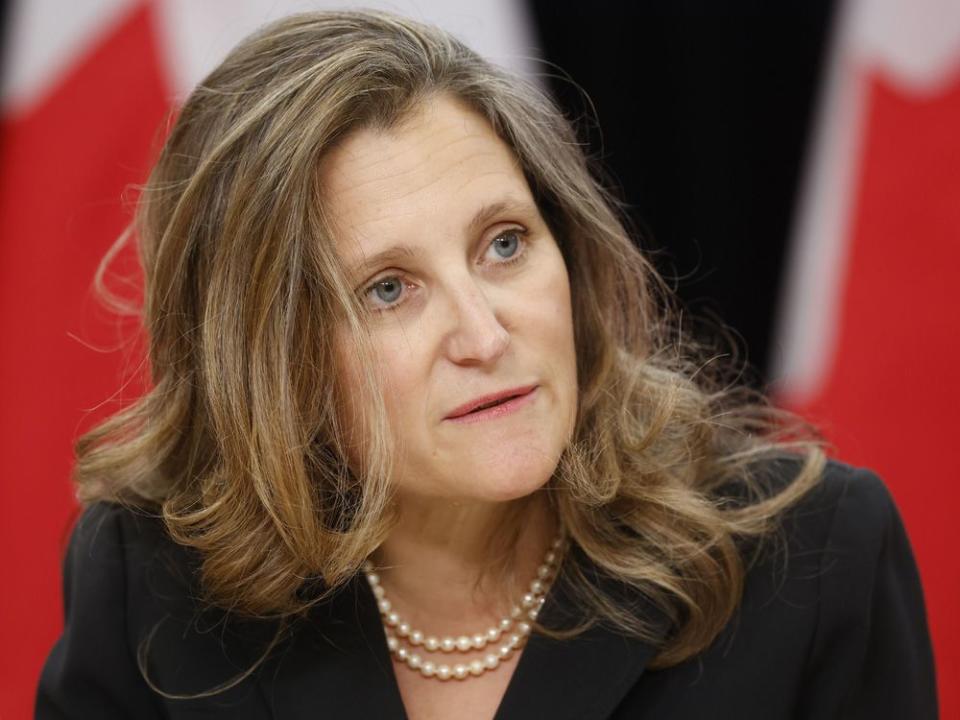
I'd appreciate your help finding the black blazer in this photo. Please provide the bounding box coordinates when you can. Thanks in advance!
[36,459,937,719]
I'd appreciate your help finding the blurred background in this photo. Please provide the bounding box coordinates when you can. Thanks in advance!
[1,1,957,717]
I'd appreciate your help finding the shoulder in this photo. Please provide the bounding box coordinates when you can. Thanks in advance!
[53,501,179,627]
[37,502,174,718]
[771,456,896,558]
[771,456,931,634]
[39,501,276,716]
[66,501,179,576]
[50,499,207,656]
[739,456,937,717]
[627,457,936,717]
[712,454,900,592]
[78,500,277,659]
[741,455,912,626]
[62,501,199,625]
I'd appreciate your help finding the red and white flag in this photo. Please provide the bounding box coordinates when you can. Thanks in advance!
[772,0,960,713]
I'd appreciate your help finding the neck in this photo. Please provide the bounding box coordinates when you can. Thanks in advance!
[370,490,556,631]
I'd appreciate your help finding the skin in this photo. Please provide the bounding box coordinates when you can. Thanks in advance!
[319,93,578,715]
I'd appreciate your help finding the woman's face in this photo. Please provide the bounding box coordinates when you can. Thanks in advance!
[322,94,578,504]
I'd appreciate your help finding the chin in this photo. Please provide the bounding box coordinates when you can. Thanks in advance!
[460,449,560,504]
[471,478,548,504]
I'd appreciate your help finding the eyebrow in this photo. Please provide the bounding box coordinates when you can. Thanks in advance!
[345,197,535,281]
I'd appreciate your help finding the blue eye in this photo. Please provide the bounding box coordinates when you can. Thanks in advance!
[363,227,529,313]
[372,277,403,304]
[491,230,521,259]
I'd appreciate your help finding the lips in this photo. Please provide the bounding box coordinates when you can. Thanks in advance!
[444,384,538,420]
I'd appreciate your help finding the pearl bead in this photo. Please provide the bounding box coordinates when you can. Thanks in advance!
[361,527,566,681]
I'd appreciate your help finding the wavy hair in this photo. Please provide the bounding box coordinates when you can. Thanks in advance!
[77,9,825,679]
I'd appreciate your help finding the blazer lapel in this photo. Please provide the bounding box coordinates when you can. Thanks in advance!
[493,549,668,720]
[255,576,408,719]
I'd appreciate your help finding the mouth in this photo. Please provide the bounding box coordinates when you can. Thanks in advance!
[444,385,538,424]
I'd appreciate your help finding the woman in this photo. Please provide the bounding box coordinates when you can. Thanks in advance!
[36,10,936,720]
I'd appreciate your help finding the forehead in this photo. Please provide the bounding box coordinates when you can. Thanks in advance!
[318,95,534,261]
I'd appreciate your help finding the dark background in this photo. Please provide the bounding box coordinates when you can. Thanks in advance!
[529,1,838,382]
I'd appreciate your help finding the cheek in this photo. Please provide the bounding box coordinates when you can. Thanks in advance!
[333,317,431,455]
[533,253,578,429]
[529,250,576,365]
[378,365,413,428]
[365,331,425,434]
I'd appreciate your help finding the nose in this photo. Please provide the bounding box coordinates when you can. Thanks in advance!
[441,277,510,365]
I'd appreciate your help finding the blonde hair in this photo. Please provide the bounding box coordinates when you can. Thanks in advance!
[78,9,825,679]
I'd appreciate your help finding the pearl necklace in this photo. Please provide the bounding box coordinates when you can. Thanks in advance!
[362,531,566,681]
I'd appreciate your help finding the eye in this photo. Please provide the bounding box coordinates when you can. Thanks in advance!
[490,228,525,260]
[370,277,403,304]
[361,228,530,313]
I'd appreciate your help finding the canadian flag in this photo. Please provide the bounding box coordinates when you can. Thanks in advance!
[0,2,534,716]
[772,0,960,714]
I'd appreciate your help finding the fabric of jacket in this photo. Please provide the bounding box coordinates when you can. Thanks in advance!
[35,458,938,719]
